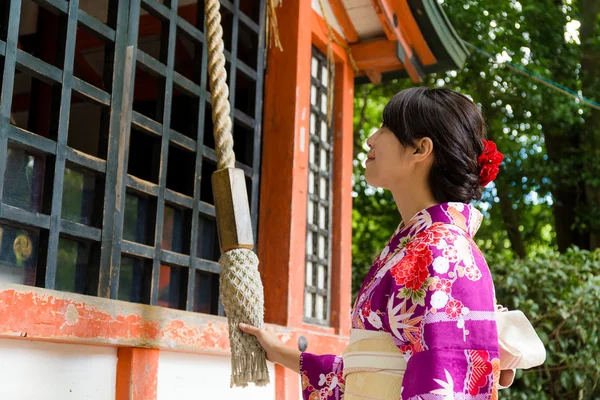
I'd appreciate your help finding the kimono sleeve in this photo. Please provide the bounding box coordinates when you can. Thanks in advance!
[300,352,345,400]
[381,229,501,399]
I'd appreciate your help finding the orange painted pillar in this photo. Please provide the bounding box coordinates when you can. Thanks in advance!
[310,10,354,338]
[259,0,312,398]
[116,348,159,400]
[330,61,355,337]
[258,0,312,330]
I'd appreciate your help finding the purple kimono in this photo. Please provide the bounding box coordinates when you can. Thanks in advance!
[300,202,500,399]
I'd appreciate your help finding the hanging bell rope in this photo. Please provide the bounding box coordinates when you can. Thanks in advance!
[266,0,283,51]
[205,0,269,388]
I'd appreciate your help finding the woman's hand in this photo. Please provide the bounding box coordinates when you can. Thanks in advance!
[238,323,283,363]
[239,323,301,374]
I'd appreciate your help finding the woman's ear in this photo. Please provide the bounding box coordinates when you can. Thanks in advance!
[412,137,434,161]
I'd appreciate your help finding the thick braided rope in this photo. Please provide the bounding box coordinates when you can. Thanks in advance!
[206,0,235,170]
[205,0,269,387]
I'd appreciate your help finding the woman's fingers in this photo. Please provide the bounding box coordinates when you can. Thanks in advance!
[239,322,261,336]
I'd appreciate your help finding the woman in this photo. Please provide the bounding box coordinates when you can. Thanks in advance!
[240,87,504,399]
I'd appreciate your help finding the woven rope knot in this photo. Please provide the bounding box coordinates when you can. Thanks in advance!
[219,249,269,387]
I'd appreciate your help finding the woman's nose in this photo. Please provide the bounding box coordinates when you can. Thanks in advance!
[366,135,374,149]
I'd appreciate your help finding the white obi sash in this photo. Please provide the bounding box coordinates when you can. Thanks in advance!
[342,329,407,400]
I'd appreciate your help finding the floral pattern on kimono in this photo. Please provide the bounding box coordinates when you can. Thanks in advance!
[301,202,500,400]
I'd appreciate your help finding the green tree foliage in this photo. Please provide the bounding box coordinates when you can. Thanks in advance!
[490,248,600,399]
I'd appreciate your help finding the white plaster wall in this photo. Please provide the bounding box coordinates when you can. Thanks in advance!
[0,339,117,400]
[157,352,276,400]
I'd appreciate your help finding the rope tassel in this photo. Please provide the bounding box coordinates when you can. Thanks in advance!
[205,0,269,388]
[219,250,269,387]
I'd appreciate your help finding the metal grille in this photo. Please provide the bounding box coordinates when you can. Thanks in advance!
[304,47,333,325]
[0,0,265,315]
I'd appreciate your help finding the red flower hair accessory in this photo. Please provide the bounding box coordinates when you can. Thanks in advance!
[478,139,504,186]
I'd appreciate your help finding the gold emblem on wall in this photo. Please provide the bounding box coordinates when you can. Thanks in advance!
[14,234,33,266]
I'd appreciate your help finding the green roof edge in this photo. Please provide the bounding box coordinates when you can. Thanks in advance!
[355,0,469,84]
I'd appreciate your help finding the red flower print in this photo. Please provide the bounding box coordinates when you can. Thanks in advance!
[435,279,452,294]
[337,371,345,385]
[400,331,424,355]
[414,224,457,248]
[325,372,334,384]
[445,299,463,318]
[399,344,413,354]
[405,238,429,253]
[390,250,432,291]
[361,300,371,318]
[421,226,448,245]
[467,350,493,396]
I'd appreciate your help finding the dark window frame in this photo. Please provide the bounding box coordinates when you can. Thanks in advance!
[0,0,265,315]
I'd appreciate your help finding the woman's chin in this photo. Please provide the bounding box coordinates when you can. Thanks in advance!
[364,174,378,188]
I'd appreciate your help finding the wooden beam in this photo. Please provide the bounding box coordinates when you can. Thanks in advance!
[350,39,398,71]
[327,0,360,43]
[311,10,349,64]
[370,0,422,82]
[378,62,408,73]
[0,282,351,353]
[330,61,354,336]
[259,0,312,332]
[371,0,396,41]
[116,348,159,400]
[392,0,436,65]
[365,70,382,84]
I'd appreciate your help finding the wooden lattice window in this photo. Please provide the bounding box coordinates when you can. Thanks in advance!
[0,0,265,315]
[304,47,333,325]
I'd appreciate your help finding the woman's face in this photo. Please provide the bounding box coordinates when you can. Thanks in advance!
[364,126,415,189]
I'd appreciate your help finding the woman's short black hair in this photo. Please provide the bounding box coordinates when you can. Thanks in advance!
[382,87,486,203]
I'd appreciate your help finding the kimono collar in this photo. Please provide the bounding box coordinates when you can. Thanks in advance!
[399,202,483,239]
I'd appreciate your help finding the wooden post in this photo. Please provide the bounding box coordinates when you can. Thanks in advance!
[330,60,354,336]
[258,0,312,329]
[212,168,254,251]
[116,348,159,400]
